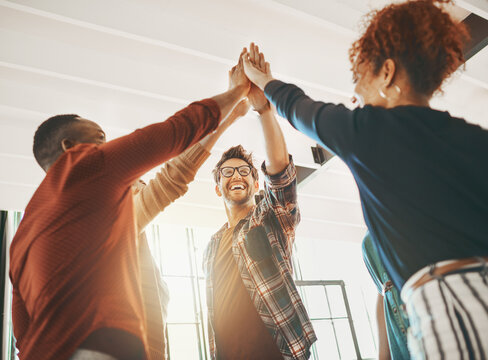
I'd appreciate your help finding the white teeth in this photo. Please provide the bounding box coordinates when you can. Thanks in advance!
[230,184,245,190]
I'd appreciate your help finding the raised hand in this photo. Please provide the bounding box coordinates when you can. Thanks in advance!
[199,97,249,151]
[229,48,251,94]
[248,84,270,114]
[231,98,251,119]
[213,98,249,136]
[243,43,274,90]
[243,46,270,114]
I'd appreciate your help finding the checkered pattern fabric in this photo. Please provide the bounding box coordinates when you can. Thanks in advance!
[203,158,316,360]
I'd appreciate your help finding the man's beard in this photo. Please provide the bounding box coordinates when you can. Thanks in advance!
[222,183,253,206]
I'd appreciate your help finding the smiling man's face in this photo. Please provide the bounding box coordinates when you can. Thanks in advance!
[215,158,259,207]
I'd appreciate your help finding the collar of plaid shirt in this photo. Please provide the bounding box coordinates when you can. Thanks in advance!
[203,159,317,360]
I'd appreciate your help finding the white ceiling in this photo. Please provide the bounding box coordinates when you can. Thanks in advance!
[1,0,487,242]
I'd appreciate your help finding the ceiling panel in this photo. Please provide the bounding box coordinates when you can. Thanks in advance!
[0,0,485,241]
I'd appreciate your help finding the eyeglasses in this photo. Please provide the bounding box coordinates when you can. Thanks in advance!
[219,165,252,178]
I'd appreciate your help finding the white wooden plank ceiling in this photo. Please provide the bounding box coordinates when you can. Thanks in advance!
[0,0,487,242]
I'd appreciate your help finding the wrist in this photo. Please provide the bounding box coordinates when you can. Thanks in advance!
[257,76,274,91]
[232,83,249,99]
[254,102,271,115]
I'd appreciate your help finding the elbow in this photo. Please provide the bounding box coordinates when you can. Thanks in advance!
[277,157,290,174]
[266,160,289,176]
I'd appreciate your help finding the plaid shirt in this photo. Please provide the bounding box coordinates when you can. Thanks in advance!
[203,157,317,360]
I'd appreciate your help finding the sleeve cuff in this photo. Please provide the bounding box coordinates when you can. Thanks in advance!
[180,143,211,168]
[264,80,285,100]
[191,98,221,126]
[261,155,296,188]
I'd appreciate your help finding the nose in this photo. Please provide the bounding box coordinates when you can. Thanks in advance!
[232,170,243,180]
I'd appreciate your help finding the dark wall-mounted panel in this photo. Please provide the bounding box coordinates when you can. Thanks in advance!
[463,13,488,60]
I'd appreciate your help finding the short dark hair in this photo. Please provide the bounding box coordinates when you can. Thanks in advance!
[212,145,259,184]
[33,114,81,170]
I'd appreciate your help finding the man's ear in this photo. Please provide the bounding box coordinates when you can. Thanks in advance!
[382,59,396,87]
[61,138,78,152]
[253,179,259,193]
[215,184,222,197]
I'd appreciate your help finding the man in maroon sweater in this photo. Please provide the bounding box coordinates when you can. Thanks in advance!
[10,61,250,360]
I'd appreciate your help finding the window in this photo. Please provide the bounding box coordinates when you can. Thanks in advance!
[293,237,378,359]
[146,224,379,359]
[3,217,378,360]
[2,211,22,360]
[297,280,362,359]
[145,224,211,359]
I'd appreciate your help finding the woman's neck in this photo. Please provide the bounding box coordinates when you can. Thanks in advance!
[387,93,430,108]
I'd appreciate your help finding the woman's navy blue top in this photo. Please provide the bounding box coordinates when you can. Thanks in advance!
[265,80,488,290]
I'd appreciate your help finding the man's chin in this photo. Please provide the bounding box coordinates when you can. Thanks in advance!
[224,193,252,206]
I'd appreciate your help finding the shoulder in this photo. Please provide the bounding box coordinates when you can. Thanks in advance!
[53,143,105,176]
[206,224,228,250]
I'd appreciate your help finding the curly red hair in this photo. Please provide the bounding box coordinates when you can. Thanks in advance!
[349,0,469,96]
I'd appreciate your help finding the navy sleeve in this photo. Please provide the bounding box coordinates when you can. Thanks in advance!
[264,80,360,160]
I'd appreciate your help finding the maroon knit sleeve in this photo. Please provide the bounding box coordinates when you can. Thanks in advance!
[12,287,29,348]
[101,99,220,186]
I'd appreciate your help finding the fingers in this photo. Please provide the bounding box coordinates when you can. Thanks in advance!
[242,53,258,73]
[242,53,252,68]
[259,53,265,71]
[249,42,256,63]
[253,45,260,66]
[238,43,273,90]
[228,66,236,85]
[242,54,252,74]
[246,43,268,72]
[238,47,246,67]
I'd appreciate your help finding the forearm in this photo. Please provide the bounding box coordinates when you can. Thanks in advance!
[376,293,392,360]
[264,80,321,141]
[103,99,220,186]
[264,80,356,158]
[261,158,299,254]
[199,129,222,152]
[134,143,209,232]
[210,85,248,123]
[254,75,275,91]
[259,109,289,175]
[199,107,242,152]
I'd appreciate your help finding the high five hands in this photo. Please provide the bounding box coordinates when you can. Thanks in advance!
[242,43,275,92]
[243,43,271,115]
[229,43,275,116]
[229,48,251,95]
